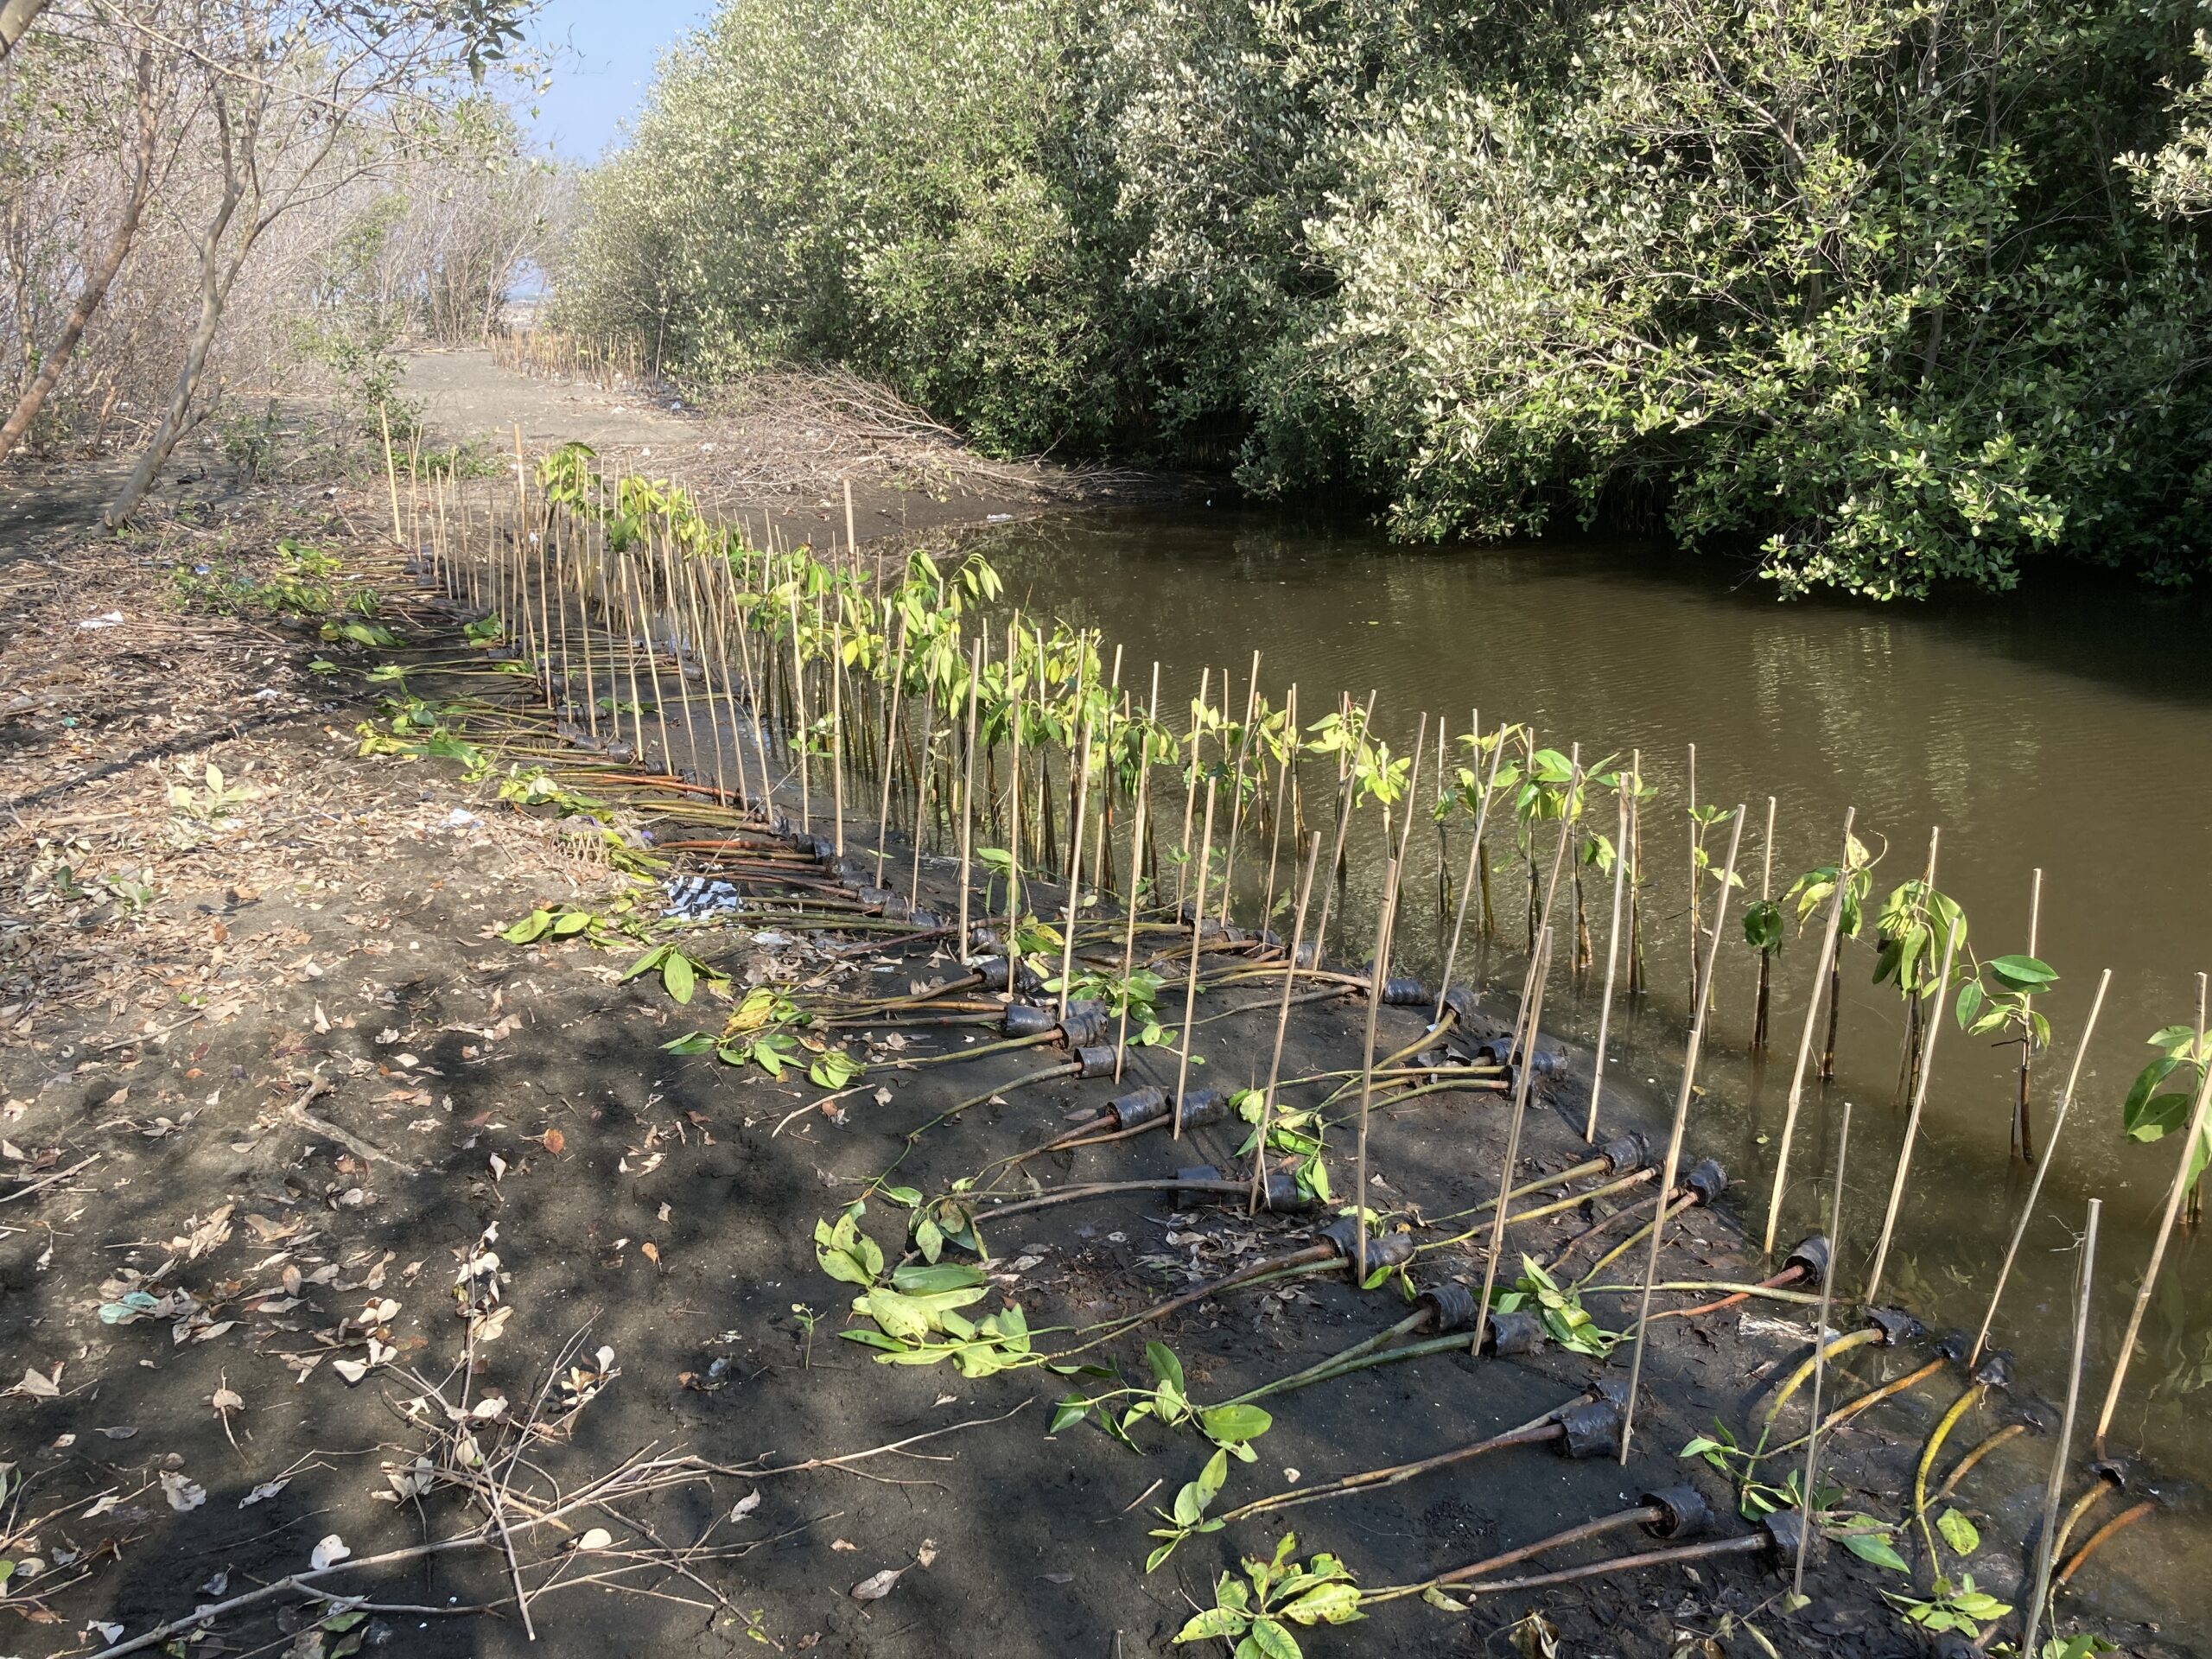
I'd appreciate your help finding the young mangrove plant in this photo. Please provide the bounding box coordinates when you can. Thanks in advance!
[1173,1534,1363,1658]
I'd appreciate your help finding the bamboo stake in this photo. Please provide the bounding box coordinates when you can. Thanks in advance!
[1308,690,1377,973]
[1172,779,1219,1139]
[1792,1100,1852,1599]
[1114,663,1162,1083]
[1057,653,1098,1021]
[1260,685,1295,934]
[1972,969,2111,1368]
[873,624,910,886]
[1251,833,1323,1215]
[1863,914,1962,1308]
[2022,1198,2100,1659]
[1217,651,1262,928]
[1351,851,1408,1280]
[1474,925,1552,1353]
[2093,986,2212,1455]
[1619,805,1745,1463]
[829,614,845,859]
[1753,796,1777,1052]
[1005,617,1024,945]
[1512,745,1579,1064]
[785,582,810,834]
[1760,807,1858,1256]
[379,404,403,544]
[1434,716,1505,1023]
[2016,868,2044,1160]
[1584,779,1632,1143]
[906,677,938,910]
[1176,668,1210,912]
[956,638,982,956]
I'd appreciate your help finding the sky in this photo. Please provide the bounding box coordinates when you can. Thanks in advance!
[521,0,710,162]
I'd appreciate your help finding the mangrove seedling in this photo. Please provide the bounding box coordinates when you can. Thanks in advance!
[1173,1534,1363,1657]
[1050,1341,1274,1458]
[2120,1018,2212,1224]
[1955,948,2058,1157]
[620,942,728,1004]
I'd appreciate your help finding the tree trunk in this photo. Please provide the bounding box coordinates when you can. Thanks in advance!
[0,0,52,60]
[0,56,157,467]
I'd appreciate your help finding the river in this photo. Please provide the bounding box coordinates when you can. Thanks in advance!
[956,503,2211,1641]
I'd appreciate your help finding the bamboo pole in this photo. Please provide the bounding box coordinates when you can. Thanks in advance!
[1251,833,1323,1215]
[1351,851,1407,1279]
[1618,804,1745,1464]
[2022,1198,2100,1659]
[1792,1100,1852,1600]
[1171,779,1219,1138]
[1753,795,1777,1052]
[2093,993,2212,1455]
[1175,668,1210,912]
[1057,653,1098,1021]
[1971,969,2110,1368]
[1217,651,1262,928]
[1760,807,1857,1256]
[1863,915,1961,1308]
[1584,780,1631,1143]
[1474,925,1552,1353]
[1114,664,1162,1082]
[956,638,982,956]
[873,624,909,887]
[2016,868,2044,1160]
[1434,717,1505,1022]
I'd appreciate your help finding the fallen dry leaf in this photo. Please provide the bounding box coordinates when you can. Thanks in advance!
[310,1534,350,1570]
[850,1567,905,1601]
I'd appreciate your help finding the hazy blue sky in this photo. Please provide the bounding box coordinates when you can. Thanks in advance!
[524,0,709,161]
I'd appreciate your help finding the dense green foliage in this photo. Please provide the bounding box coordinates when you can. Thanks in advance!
[559,0,2212,598]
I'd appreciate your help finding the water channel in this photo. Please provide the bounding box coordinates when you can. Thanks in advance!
[954,504,2211,1640]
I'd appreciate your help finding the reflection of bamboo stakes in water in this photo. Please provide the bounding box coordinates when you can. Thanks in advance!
[1972,969,2110,1368]
[873,624,909,885]
[1057,666,1098,1021]
[1474,925,1552,1353]
[1175,668,1210,912]
[1619,804,1743,1464]
[2016,868,2044,1160]
[1760,807,1857,1256]
[1217,651,1262,928]
[1308,690,1377,972]
[1793,1100,1852,1600]
[2023,1197,2100,1659]
[1584,780,1632,1143]
[1753,796,1777,1052]
[956,639,982,955]
[2093,978,2212,1457]
[1864,914,1961,1307]
[1434,717,1504,1022]
[1113,663,1161,1083]
[1251,832,1323,1215]
[1171,779,1219,1139]
[1351,848,1409,1278]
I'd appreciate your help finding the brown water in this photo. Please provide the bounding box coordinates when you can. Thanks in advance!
[963,505,2211,1637]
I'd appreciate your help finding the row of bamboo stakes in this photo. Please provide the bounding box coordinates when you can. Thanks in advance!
[374,418,2186,1636]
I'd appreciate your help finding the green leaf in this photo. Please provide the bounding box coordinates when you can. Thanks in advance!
[1243,1617,1302,1659]
[1279,1582,1363,1627]
[1986,955,2056,991]
[663,951,697,1003]
[1840,1531,1910,1573]
[1936,1509,1981,1557]
[501,909,555,944]
[1145,1340,1185,1393]
[620,944,671,982]
[890,1262,985,1294]
[1198,1403,1274,1445]
[1050,1395,1090,1434]
[1173,1606,1247,1644]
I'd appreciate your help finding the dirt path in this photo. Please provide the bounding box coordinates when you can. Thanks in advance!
[401,346,1179,553]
